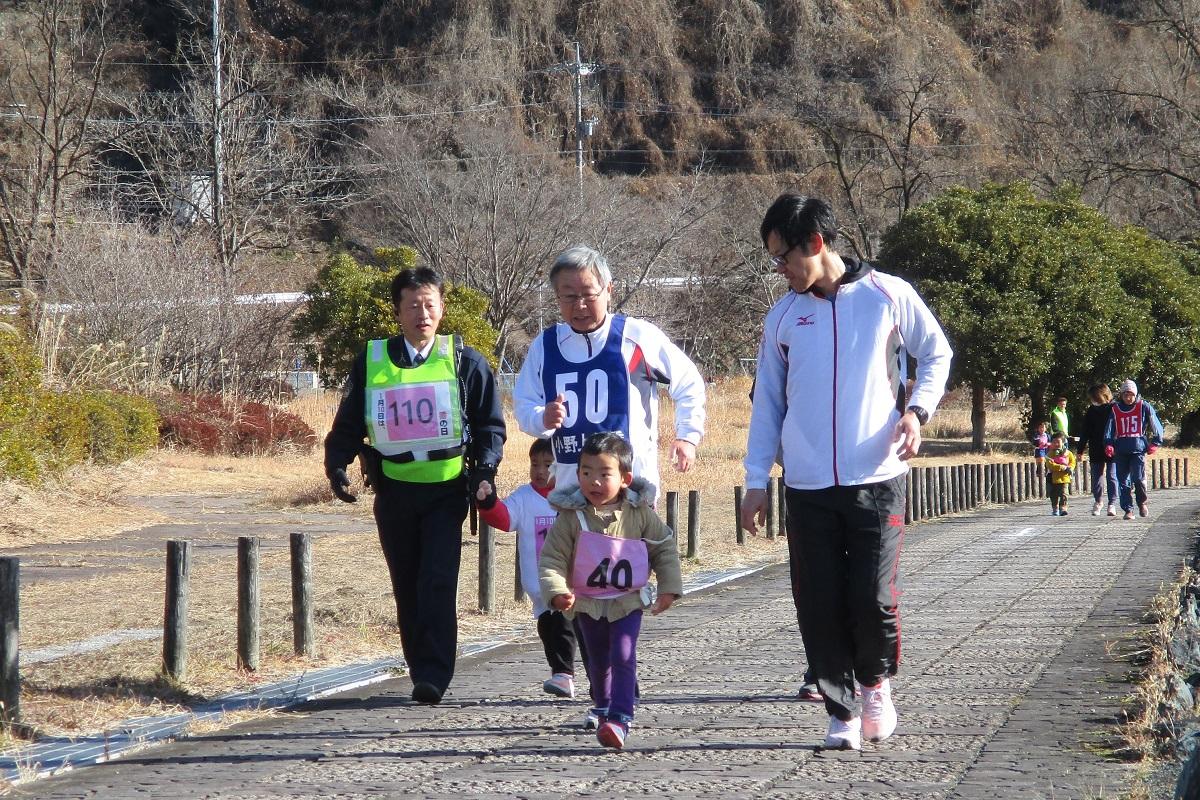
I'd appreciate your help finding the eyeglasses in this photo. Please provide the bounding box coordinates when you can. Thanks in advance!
[768,243,799,269]
[556,290,605,305]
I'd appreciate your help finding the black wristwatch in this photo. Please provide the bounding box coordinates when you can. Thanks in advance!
[906,405,929,426]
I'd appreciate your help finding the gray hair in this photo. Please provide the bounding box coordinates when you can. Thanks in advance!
[549,245,612,288]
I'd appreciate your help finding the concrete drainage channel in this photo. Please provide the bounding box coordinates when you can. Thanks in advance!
[0,558,779,787]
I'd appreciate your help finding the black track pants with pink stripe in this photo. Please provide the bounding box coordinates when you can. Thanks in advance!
[785,475,905,722]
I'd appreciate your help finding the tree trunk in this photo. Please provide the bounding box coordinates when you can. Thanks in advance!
[971,383,986,452]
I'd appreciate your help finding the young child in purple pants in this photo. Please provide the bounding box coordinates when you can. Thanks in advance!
[539,432,683,749]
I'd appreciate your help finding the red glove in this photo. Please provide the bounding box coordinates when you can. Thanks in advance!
[1147,444,1159,455]
[1105,445,1114,458]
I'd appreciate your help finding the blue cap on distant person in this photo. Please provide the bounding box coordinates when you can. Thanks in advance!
[1119,379,1137,396]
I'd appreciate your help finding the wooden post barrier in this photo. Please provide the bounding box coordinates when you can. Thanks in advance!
[686,490,701,559]
[1008,462,1018,503]
[0,557,19,727]
[163,540,190,678]
[237,536,260,672]
[478,520,495,613]
[928,468,938,516]
[666,490,678,539]
[937,465,947,514]
[1185,458,1190,486]
[765,479,776,540]
[776,476,787,536]
[290,533,314,658]
[904,470,914,525]
[925,467,936,517]
[514,545,524,602]
[734,486,745,546]
[950,462,960,513]
[921,466,932,520]
[469,502,478,536]
[909,467,918,520]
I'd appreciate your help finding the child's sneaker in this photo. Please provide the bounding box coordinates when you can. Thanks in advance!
[823,715,861,750]
[1050,509,1060,516]
[1123,510,1134,520]
[597,720,628,749]
[1139,502,1149,517]
[1107,504,1117,517]
[1091,500,1102,516]
[583,707,606,730]
[859,679,897,742]
[1059,506,1068,515]
[543,672,575,698]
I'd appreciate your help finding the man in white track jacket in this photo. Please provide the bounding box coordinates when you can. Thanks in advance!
[740,193,952,751]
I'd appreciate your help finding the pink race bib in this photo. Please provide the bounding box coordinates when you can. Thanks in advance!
[381,384,451,442]
[533,515,556,563]
[569,528,650,600]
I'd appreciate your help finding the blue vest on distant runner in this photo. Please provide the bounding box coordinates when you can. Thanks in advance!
[541,315,631,465]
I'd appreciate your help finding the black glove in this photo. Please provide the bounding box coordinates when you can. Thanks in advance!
[328,467,357,503]
[470,465,497,510]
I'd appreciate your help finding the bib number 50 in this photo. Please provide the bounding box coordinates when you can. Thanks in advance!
[555,370,610,427]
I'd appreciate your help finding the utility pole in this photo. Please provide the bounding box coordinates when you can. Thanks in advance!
[553,43,599,202]
[211,0,226,274]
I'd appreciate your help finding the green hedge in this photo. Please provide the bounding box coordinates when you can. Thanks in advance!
[0,332,159,483]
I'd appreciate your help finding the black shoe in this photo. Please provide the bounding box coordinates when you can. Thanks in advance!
[411,681,443,704]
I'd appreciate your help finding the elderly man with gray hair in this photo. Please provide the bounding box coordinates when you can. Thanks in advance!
[514,245,706,496]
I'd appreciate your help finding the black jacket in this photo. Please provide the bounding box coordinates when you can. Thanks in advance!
[323,335,506,483]
[1076,402,1113,463]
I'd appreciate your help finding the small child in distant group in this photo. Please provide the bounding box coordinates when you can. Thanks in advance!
[1031,421,1050,476]
[539,431,683,749]
[1045,433,1077,516]
[476,439,581,699]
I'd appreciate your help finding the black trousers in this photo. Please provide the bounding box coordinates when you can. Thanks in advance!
[373,477,469,694]
[786,476,905,721]
[537,610,578,675]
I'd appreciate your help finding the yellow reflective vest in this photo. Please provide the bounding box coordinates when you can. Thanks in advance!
[364,335,464,483]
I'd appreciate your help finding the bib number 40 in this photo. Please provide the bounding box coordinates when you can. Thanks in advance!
[586,557,634,592]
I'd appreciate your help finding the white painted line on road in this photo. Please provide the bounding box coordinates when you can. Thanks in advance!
[999,526,1039,539]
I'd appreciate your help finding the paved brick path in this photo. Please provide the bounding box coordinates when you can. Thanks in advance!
[16,489,1199,799]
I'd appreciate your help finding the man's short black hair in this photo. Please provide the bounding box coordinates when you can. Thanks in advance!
[760,193,838,251]
[580,431,633,474]
[529,438,553,459]
[391,267,444,307]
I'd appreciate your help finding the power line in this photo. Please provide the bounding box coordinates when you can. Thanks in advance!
[84,40,561,69]
[0,99,556,128]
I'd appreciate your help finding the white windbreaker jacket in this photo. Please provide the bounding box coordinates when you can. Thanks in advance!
[745,261,952,491]
[514,314,706,494]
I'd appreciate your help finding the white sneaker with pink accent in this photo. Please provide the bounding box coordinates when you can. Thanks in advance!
[860,679,897,742]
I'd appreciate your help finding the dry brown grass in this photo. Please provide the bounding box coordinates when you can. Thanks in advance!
[4,379,1197,747]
